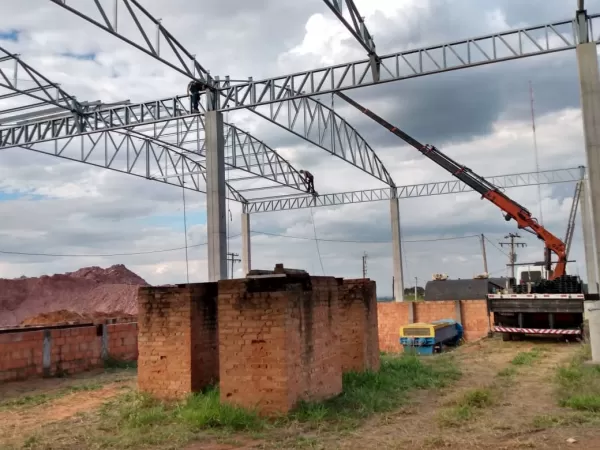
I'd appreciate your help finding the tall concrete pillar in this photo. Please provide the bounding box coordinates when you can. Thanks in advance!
[205,110,227,281]
[390,197,405,301]
[581,179,599,293]
[241,211,251,276]
[577,41,600,293]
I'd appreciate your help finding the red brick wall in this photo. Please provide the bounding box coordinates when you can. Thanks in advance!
[218,275,342,415]
[377,300,491,352]
[0,321,138,383]
[49,326,101,375]
[338,279,380,373]
[107,323,138,361]
[137,284,219,400]
[190,283,219,391]
[0,330,44,382]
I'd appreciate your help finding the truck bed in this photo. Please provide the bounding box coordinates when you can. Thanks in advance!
[487,293,584,336]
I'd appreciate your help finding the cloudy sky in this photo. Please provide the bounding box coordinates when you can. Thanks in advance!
[0,0,596,296]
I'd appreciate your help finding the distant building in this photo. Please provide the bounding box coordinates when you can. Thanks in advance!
[424,277,507,301]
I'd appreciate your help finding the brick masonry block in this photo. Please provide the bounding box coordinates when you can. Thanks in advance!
[338,279,380,373]
[218,275,342,416]
[137,283,218,400]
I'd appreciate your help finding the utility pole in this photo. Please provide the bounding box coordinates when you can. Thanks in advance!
[226,252,241,279]
[480,234,489,274]
[500,233,527,279]
[362,251,368,278]
[414,276,418,301]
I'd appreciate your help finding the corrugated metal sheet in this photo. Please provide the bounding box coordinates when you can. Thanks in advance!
[424,278,505,301]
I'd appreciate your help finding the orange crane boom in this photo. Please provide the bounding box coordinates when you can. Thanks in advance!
[335,91,567,280]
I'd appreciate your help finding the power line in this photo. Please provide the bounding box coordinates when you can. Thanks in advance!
[0,234,242,257]
[251,230,480,244]
[0,231,486,259]
[309,208,325,275]
[484,235,509,257]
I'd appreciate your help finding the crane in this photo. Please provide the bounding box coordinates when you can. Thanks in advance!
[335,91,568,280]
[564,180,583,260]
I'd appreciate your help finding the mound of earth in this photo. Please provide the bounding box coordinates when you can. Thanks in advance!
[19,310,137,326]
[0,264,148,328]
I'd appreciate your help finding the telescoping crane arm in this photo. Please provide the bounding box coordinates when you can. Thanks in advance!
[335,91,567,280]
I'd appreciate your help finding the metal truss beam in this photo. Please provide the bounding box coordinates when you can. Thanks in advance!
[127,117,307,192]
[214,14,600,111]
[0,92,394,186]
[49,0,214,86]
[0,45,84,122]
[19,129,246,202]
[244,166,584,213]
[322,0,381,80]
[46,2,395,186]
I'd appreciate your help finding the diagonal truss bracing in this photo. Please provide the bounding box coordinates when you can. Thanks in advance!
[0,45,85,124]
[127,116,306,192]
[322,0,380,80]
[244,166,584,213]
[214,14,600,111]
[49,0,214,86]
[45,0,395,187]
[18,128,246,201]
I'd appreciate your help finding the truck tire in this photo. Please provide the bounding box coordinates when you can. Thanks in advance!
[502,333,512,342]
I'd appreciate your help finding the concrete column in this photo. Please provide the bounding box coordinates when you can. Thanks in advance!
[577,42,600,293]
[390,197,405,301]
[241,212,251,276]
[588,304,600,363]
[581,179,599,294]
[205,110,227,281]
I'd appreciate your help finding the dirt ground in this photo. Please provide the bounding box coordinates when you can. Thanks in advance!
[1,338,599,450]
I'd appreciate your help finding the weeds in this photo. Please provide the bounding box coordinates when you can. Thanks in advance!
[15,353,461,449]
[291,354,460,426]
[437,387,494,427]
[555,345,600,413]
[511,348,543,366]
[0,381,105,410]
[103,356,137,370]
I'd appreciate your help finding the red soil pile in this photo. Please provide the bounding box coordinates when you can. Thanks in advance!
[0,264,148,328]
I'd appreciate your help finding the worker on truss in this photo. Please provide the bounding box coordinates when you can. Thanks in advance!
[299,170,315,195]
[187,79,208,113]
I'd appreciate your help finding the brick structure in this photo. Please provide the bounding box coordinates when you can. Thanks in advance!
[218,267,342,415]
[0,320,138,383]
[377,300,491,352]
[338,279,380,373]
[137,283,218,400]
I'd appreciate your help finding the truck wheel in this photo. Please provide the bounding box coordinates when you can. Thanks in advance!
[502,333,512,342]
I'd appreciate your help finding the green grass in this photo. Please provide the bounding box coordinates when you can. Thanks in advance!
[15,353,461,449]
[511,347,544,366]
[437,387,494,427]
[556,344,600,413]
[290,353,460,425]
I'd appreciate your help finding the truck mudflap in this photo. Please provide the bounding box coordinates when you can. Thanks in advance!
[493,326,581,335]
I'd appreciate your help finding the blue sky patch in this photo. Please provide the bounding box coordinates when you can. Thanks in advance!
[0,190,46,201]
[0,30,19,42]
[60,51,97,61]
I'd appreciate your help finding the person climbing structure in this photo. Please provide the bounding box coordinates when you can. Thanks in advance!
[187,79,208,113]
[299,170,316,195]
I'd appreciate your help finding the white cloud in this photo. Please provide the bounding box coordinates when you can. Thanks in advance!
[0,0,596,297]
